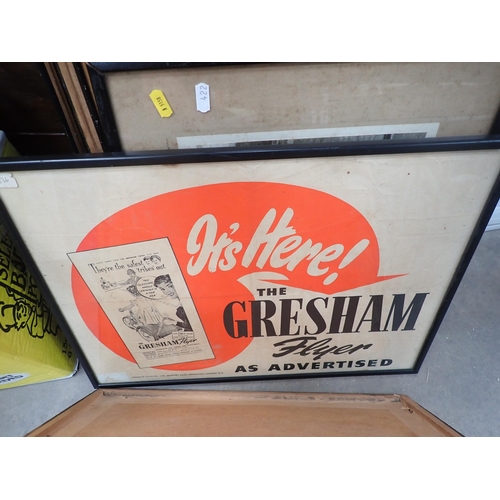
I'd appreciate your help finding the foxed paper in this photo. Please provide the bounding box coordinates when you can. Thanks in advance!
[3,148,499,385]
[68,238,214,368]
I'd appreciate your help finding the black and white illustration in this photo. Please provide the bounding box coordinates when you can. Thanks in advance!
[68,238,214,368]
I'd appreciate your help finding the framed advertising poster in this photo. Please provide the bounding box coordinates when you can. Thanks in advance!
[1,138,500,387]
[83,62,500,152]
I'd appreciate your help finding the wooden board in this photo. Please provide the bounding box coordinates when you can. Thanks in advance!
[54,63,103,153]
[0,63,76,156]
[27,390,461,437]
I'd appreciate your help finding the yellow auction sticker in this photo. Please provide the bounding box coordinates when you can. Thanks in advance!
[149,89,173,118]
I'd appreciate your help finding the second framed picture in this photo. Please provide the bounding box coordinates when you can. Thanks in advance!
[84,62,500,151]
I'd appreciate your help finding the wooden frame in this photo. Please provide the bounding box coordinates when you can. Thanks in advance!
[26,389,462,437]
[1,137,500,388]
[44,63,104,154]
[84,62,500,152]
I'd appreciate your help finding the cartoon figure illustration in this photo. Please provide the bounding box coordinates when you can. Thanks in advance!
[153,274,192,331]
[143,255,162,265]
[100,269,140,293]
[0,298,38,337]
[100,277,114,290]
[105,270,193,343]
[110,269,141,297]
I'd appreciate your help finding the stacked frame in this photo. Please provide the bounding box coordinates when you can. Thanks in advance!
[0,137,499,387]
[83,62,500,152]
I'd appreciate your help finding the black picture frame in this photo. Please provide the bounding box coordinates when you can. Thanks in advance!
[1,136,500,388]
[84,63,248,152]
[83,62,500,152]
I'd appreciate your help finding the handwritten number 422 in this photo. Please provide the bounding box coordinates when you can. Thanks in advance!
[198,85,208,100]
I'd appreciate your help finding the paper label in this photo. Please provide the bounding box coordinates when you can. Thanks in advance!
[0,173,18,188]
[195,83,210,113]
[149,90,173,118]
[0,373,30,385]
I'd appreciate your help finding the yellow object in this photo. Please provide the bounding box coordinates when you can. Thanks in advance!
[0,131,18,157]
[0,222,78,389]
[149,90,174,118]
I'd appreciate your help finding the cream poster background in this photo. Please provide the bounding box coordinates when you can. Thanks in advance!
[1,150,499,384]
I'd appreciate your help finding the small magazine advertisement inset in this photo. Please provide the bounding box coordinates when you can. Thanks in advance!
[68,238,214,368]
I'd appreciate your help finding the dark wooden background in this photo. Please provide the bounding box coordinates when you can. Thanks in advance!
[0,63,75,156]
